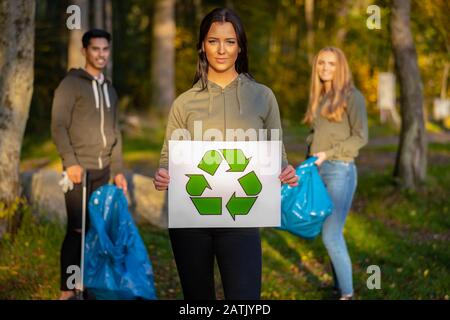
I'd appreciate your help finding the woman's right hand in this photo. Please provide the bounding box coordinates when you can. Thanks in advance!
[313,152,327,166]
[153,168,170,191]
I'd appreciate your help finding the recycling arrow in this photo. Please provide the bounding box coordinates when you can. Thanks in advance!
[186,148,263,221]
[238,171,262,196]
[185,174,211,196]
[190,197,222,215]
[226,192,257,220]
[220,149,251,172]
[198,150,223,176]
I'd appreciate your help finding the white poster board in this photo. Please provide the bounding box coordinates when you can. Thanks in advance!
[433,98,450,120]
[168,140,281,228]
[378,72,396,110]
[378,72,401,125]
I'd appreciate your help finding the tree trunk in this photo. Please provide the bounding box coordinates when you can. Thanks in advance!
[391,0,427,190]
[91,0,113,79]
[152,0,175,113]
[335,0,351,45]
[105,0,113,79]
[193,0,203,26]
[305,0,314,64]
[67,0,89,70]
[0,0,35,236]
[441,62,449,100]
[93,0,104,29]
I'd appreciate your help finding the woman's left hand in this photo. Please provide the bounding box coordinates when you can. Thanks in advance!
[279,165,298,187]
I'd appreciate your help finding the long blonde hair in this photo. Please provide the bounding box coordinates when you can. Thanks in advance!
[303,47,354,124]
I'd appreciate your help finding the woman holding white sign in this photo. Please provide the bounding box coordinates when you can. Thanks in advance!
[304,47,368,300]
[154,8,298,300]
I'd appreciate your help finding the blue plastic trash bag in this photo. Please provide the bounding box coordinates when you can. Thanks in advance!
[84,184,157,300]
[279,157,333,239]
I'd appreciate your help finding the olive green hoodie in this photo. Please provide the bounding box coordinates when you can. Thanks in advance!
[159,74,288,169]
[307,87,368,161]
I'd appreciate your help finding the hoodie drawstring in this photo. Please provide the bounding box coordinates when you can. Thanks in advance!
[208,84,214,115]
[92,80,111,109]
[102,83,111,109]
[236,76,242,115]
[92,80,100,109]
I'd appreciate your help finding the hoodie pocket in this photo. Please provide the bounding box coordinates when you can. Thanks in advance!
[70,123,101,149]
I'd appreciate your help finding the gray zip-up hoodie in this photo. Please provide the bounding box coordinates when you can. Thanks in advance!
[51,68,123,176]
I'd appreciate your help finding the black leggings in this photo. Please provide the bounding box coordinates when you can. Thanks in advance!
[60,167,110,291]
[169,227,262,300]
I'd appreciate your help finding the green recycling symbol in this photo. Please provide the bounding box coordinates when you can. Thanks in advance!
[185,149,262,220]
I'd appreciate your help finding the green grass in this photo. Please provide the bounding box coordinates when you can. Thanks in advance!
[365,143,450,154]
[122,126,165,154]
[121,126,165,173]
[20,125,166,173]
[7,117,449,299]
[357,166,450,233]
[1,159,449,299]
[20,133,60,169]
[0,211,182,300]
[0,207,65,299]
[138,224,182,299]
[258,163,450,299]
[366,119,400,138]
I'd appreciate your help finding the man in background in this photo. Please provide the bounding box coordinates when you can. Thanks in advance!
[51,28,127,300]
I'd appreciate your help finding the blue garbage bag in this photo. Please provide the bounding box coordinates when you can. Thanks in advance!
[84,184,157,300]
[279,157,333,239]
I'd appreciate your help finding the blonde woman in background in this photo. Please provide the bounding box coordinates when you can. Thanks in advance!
[304,47,368,300]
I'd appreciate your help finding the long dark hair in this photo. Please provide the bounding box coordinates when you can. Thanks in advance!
[193,8,253,89]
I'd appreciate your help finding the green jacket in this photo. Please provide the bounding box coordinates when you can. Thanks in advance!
[159,74,288,169]
[307,87,368,161]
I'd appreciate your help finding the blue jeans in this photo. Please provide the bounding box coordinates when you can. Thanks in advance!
[319,160,357,296]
